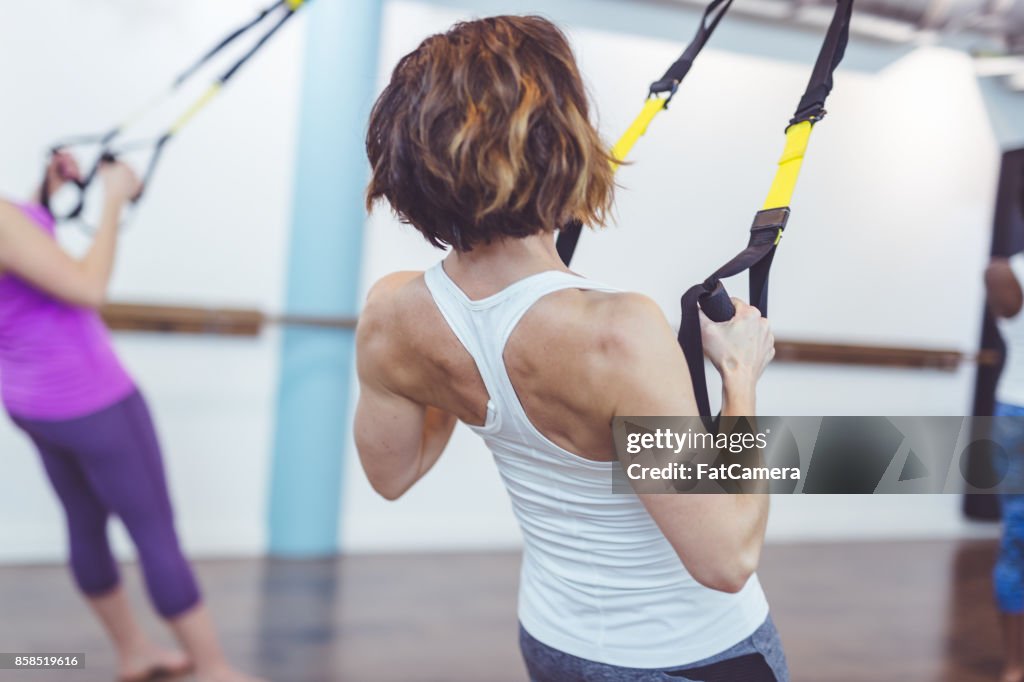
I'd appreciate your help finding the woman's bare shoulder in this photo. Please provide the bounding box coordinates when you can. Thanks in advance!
[363,271,427,315]
[522,287,676,366]
[358,271,429,344]
[542,288,670,335]
[366,270,423,298]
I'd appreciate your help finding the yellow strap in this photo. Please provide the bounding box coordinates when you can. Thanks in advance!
[169,83,223,135]
[285,0,305,9]
[610,97,668,168]
[609,100,814,215]
[761,120,813,210]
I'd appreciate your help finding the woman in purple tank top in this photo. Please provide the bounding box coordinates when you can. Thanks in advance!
[0,152,265,682]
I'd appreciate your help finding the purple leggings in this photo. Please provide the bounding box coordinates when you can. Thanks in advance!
[12,390,200,619]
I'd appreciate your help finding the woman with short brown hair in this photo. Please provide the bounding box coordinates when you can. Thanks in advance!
[357,15,785,681]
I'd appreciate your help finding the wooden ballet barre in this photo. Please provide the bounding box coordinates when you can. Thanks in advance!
[270,312,360,330]
[100,303,1001,371]
[101,303,357,336]
[772,340,1001,371]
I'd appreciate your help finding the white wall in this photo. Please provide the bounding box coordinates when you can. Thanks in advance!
[341,1,1003,553]
[0,0,303,562]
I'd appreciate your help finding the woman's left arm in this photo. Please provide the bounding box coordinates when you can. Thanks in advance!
[987,257,1024,319]
[354,278,458,500]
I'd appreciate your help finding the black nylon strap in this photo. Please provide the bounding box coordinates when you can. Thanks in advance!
[130,4,299,201]
[129,9,299,202]
[44,126,121,219]
[790,0,853,126]
[135,135,172,201]
[678,1,853,420]
[556,0,735,267]
[678,211,786,421]
[38,163,53,218]
[556,219,583,266]
[174,0,285,87]
[219,6,299,84]
[651,0,735,95]
[44,0,304,226]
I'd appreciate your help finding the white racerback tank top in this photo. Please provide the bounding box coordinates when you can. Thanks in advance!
[423,262,769,669]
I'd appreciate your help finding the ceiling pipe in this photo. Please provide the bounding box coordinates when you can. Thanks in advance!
[666,0,1023,48]
[665,0,1024,88]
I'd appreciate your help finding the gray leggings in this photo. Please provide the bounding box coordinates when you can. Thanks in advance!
[519,615,789,682]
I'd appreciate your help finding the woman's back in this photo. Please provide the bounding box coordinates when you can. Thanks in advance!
[363,262,768,668]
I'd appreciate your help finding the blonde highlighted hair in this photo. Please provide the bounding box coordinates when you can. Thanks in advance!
[366,15,615,251]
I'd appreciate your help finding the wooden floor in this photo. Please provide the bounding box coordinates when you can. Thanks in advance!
[0,539,1008,681]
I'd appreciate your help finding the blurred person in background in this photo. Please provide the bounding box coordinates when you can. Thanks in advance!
[0,151,265,682]
[987,252,1024,682]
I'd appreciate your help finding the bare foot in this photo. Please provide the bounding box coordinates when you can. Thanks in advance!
[1001,666,1024,682]
[194,665,268,682]
[119,642,192,681]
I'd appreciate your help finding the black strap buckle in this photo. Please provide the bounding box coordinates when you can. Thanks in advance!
[649,78,680,99]
[789,105,827,128]
[752,207,790,231]
[750,207,790,245]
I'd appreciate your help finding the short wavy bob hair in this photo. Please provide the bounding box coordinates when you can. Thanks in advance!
[365,15,615,252]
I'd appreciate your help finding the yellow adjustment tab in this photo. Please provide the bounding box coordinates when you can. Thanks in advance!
[610,97,668,168]
[170,83,223,135]
[762,120,813,211]
[286,0,305,9]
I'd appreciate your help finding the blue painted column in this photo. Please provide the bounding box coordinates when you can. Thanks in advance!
[269,0,383,556]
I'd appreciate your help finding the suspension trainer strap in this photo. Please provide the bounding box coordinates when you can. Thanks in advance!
[557,0,734,266]
[678,0,853,421]
[52,0,288,158]
[102,0,289,142]
[172,0,286,88]
[218,5,300,84]
[789,0,853,128]
[649,0,734,95]
[45,0,308,221]
[678,207,790,421]
[136,4,305,197]
[44,128,120,219]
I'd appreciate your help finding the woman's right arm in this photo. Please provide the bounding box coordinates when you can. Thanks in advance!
[354,273,459,500]
[604,294,774,593]
[0,162,140,309]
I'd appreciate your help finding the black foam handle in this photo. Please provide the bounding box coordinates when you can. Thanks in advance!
[699,281,736,322]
